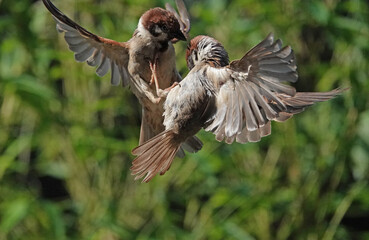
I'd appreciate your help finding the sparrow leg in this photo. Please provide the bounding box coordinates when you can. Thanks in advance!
[130,73,162,104]
[145,59,163,103]
[149,60,157,86]
[148,56,178,100]
[150,57,178,98]
[152,57,161,92]
[156,82,179,98]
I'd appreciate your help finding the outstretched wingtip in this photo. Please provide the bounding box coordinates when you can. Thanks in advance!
[166,0,191,41]
[42,0,67,23]
[280,87,348,110]
[266,32,274,40]
[336,87,350,93]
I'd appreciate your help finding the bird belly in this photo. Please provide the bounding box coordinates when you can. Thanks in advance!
[127,42,179,136]
[164,77,211,140]
[155,45,178,89]
[142,101,166,135]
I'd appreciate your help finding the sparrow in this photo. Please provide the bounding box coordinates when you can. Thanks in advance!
[131,33,345,182]
[42,0,202,157]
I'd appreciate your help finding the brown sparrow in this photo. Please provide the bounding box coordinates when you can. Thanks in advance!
[42,0,202,156]
[131,33,345,182]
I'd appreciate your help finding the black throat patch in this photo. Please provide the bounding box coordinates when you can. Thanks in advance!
[158,41,169,52]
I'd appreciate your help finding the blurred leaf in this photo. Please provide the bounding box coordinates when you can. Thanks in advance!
[0,0,368,239]
[331,16,369,35]
[351,145,368,181]
[309,1,330,25]
[0,135,31,179]
[0,197,31,234]
[3,74,59,115]
[42,202,67,240]
[224,222,255,240]
[357,110,369,146]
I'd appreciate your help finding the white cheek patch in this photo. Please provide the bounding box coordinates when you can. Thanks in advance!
[192,53,198,66]
[138,20,168,41]
[137,18,152,39]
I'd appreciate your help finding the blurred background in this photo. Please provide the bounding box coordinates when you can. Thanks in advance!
[0,0,368,239]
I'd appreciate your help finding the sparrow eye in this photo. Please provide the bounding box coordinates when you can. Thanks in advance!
[162,25,168,32]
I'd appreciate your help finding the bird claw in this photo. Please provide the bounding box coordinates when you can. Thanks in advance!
[149,61,157,86]
[156,82,179,98]
[154,97,162,104]
[165,82,179,91]
[149,57,178,102]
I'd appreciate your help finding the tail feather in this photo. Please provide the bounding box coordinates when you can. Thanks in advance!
[135,142,172,181]
[132,134,173,172]
[177,135,203,158]
[132,128,170,155]
[176,147,186,158]
[131,130,180,182]
[132,136,172,174]
[160,149,178,175]
[182,136,203,153]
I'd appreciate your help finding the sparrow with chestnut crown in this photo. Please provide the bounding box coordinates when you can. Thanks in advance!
[42,0,203,156]
[131,33,345,182]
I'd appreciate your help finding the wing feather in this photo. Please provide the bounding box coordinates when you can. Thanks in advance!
[43,0,130,86]
[96,56,110,77]
[75,46,96,62]
[238,83,258,131]
[87,49,102,67]
[165,0,191,40]
[204,34,344,144]
[225,85,241,137]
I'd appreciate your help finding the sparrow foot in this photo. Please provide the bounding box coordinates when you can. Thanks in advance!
[149,56,177,100]
[149,60,157,86]
[156,82,179,98]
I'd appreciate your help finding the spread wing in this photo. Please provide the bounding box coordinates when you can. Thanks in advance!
[42,0,130,86]
[165,0,191,41]
[204,33,343,144]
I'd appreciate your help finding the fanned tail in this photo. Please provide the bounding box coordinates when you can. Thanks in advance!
[131,130,180,182]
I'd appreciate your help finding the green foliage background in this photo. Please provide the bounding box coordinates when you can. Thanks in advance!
[0,0,368,239]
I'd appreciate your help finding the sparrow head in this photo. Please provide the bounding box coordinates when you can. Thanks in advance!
[140,8,186,42]
[186,35,229,70]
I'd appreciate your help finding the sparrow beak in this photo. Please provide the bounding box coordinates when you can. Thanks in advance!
[171,30,187,41]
